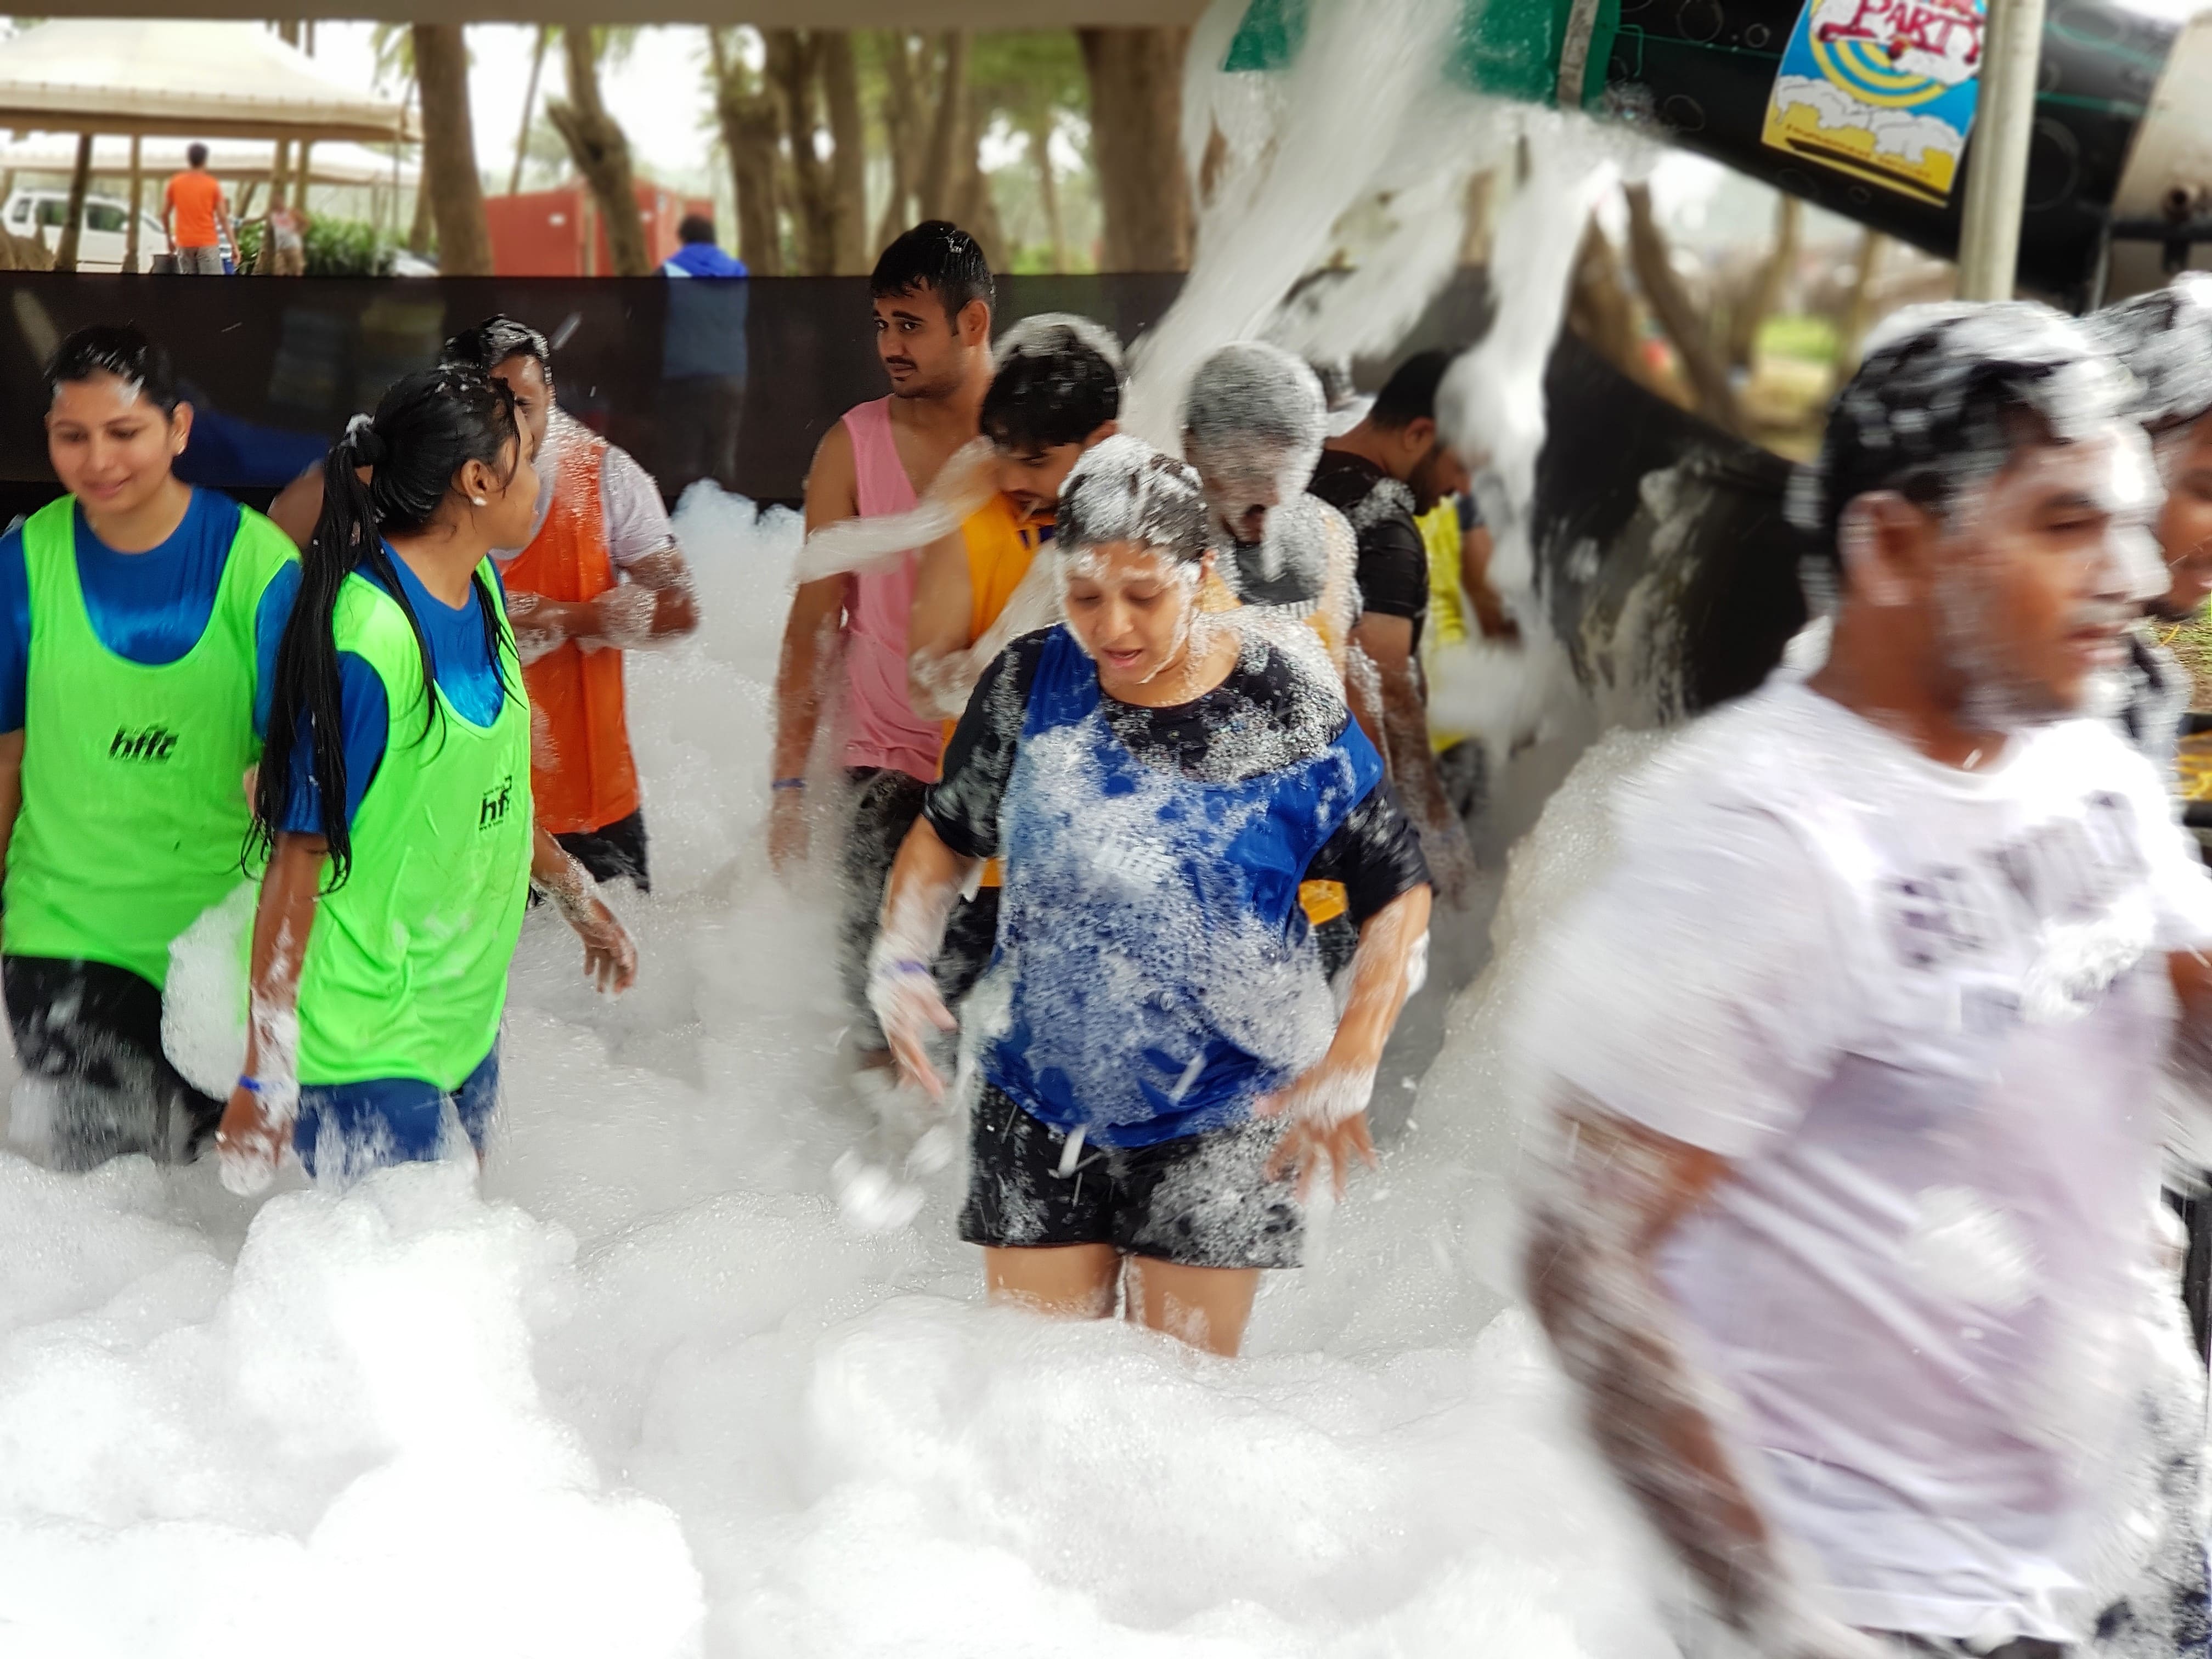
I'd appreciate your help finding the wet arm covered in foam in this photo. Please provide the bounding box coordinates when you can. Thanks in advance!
[771,421,861,786]
[907,524,978,721]
[1350,610,1463,893]
[1523,1103,1813,1641]
[216,830,327,1191]
[1519,802,1867,1652]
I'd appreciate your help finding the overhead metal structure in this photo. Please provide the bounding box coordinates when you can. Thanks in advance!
[0,134,417,190]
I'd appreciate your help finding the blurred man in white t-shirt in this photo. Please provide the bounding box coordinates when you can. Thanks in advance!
[1519,303,2212,1659]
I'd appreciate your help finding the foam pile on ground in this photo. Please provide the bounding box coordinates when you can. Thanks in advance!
[0,492,1677,1657]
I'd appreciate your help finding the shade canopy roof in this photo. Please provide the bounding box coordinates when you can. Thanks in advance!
[5,0,1203,21]
[0,133,418,188]
[0,20,416,143]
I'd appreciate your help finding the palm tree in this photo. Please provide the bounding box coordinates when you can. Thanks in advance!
[412,24,493,274]
[546,26,651,277]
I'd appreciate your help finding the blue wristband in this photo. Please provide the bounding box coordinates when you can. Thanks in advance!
[772,777,806,791]
[237,1075,264,1096]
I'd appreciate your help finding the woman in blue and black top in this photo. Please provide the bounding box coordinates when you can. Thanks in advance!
[871,436,1432,1356]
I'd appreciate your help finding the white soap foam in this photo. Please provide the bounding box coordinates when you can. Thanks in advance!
[0,485,1681,1657]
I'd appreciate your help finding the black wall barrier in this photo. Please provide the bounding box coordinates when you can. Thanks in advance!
[0,273,1194,507]
[0,269,1801,714]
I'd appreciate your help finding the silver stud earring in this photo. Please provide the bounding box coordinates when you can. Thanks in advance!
[471,496,487,506]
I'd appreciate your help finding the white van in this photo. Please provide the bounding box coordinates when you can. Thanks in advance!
[2,189,187,272]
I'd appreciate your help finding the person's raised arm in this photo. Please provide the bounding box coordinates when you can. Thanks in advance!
[215,831,326,1193]
[529,452,703,650]
[1261,880,1431,1193]
[1350,609,1472,902]
[770,421,861,871]
[907,526,978,720]
[867,815,978,1099]
[1523,1103,1874,1659]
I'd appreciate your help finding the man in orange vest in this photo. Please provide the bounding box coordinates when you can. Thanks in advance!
[442,317,701,890]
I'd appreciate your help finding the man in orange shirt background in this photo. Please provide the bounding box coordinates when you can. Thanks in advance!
[162,144,232,276]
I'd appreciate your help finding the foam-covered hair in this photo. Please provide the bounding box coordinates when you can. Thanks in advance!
[2089,273,2212,435]
[1792,300,2131,563]
[1181,341,1328,455]
[1057,435,1209,566]
[980,313,1125,454]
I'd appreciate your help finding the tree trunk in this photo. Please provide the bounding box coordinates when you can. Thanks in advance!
[821,32,870,274]
[1728,193,1801,368]
[875,31,921,250]
[53,132,94,272]
[767,30,837,275]
[1028,112,1066,273]
[710,29,783,275]
[1836,228,1888,381]
[1624,182,1740,434]
[918,32,968,223]
[509,25,549,197]
[413,25,493,275]
[1077,27,1191,272]
[952,87,1005,269]
[548,27,651,277]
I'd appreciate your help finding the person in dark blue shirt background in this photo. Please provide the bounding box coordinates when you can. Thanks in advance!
[660,215,748,495]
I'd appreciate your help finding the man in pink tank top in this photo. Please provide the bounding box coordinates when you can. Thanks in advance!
[770,222,997,1088]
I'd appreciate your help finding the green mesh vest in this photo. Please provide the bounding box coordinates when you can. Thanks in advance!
[294,561,532,1089]
[5,495,295,988]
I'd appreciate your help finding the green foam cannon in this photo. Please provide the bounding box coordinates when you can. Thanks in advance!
[1221,0,2194,306]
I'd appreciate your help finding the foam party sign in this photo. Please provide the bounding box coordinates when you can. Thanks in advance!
[1761,0,1985,205]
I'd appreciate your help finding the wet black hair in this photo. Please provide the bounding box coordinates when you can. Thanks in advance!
[186,142,209,168]
[980,318,1122,455]
[442,315,553,380]
[1369,349,1457,431]
[870,221,995,327]
[1800,302,2130,570]
[251,365,522,888]
[1057,436,1210,567]
[678,214,715,246]
[44,324,182,417]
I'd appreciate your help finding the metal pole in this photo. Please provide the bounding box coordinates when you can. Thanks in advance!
[123,133,143,274]
[1955,0,2049,301]
[53,131,95,272]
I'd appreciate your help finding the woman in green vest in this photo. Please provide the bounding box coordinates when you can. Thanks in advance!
[0,325,297,1171]
[214,365,636,1193]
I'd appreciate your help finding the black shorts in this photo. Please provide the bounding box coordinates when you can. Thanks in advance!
[555,808,651,892]
[958,1084,1304,1269]
[838,766,1000,1047]
[2,954,224,1171]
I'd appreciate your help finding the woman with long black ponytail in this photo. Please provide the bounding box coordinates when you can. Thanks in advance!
[216,365,635,1191]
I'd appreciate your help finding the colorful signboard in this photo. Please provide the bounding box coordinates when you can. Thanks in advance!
[1761,0,1986,205]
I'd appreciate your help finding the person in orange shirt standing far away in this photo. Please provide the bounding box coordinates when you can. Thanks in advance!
[162,144,232,276]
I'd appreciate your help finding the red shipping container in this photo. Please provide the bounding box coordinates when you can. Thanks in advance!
[485,180,697,276]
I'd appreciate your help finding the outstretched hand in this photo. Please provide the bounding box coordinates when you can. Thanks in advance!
[870,961,956,1100]
[566,890,637,993]
[1255,1058,1380,1199]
